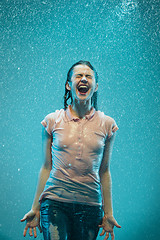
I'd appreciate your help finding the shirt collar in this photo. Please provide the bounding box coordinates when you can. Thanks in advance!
[66,105,95,121]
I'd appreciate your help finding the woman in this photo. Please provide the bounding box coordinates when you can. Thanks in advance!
[21,60,121,240]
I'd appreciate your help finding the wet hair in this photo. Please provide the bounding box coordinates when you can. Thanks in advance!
[64,60,98,110]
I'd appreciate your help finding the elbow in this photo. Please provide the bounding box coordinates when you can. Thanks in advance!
[99,168,111,181]
[42,162,52,172]
[99,165,110,178]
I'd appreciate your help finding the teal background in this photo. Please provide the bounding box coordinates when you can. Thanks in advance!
[1,0,159,239]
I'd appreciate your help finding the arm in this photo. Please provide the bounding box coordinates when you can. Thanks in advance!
[32,128,52,211]
[99,134,121,240]
[21,127,52,238]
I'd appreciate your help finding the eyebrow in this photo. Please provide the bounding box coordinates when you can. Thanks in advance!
[75,74,93,77]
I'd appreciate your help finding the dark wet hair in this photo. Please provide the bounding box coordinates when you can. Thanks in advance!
[64,60,98,110]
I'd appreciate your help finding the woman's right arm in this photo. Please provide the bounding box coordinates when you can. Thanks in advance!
[21,127,52,238]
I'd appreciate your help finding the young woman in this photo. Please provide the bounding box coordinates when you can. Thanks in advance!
[21,60,121,240]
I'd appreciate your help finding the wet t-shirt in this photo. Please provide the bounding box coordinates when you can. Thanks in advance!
[40,105,118,206]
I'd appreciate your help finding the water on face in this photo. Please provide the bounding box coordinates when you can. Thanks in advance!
[1,0,159,239]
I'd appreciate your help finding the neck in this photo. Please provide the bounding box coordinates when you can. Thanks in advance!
[71,99,92,118]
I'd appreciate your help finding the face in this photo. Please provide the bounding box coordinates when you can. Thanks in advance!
[66,64,98,102]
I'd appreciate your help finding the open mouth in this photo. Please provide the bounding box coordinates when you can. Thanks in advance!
[77,85,89,94]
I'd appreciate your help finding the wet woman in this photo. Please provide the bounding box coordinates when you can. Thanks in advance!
[21,60,121,240]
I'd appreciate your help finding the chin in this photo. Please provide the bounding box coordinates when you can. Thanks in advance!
[76,96,91,103]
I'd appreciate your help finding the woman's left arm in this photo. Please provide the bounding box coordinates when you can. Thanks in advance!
[99,134,121,240]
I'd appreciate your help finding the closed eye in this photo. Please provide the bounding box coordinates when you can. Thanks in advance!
[75,74,93,79]
[86,75,93,79]
[76,74,83,78]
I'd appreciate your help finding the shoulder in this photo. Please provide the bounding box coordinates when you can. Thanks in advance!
[44,109,65,121]
[96,110,118,135]
[96,110,116,124]
[41,109,65,135]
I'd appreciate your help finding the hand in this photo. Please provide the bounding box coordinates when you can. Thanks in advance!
[21,209,42,238]
[99,215,121,240]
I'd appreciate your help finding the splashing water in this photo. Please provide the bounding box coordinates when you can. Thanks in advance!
[115,0,138,20]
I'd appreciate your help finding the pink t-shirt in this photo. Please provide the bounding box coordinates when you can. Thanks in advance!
[40,105,118,206]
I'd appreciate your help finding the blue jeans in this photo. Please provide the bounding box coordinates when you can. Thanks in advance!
[40,199,103,240]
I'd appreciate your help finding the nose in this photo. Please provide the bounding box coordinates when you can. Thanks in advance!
[81,76,88,83]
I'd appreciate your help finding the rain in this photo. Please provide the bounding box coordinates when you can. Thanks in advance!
[1,0,160,239]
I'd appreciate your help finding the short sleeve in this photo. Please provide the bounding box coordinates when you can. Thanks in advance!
[112,120,119,133]
[104,116,119,138]
[41,112,57,135]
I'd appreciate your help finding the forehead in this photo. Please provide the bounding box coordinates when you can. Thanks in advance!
[72,65,94,75]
